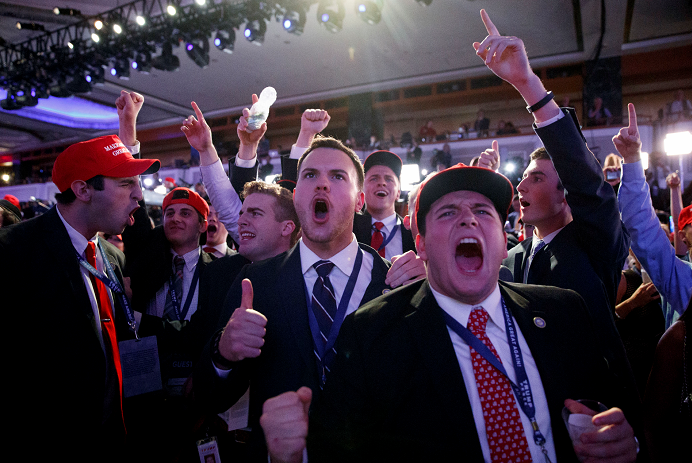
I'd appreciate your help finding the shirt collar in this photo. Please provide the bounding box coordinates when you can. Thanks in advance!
[430,284,504,331]
[172,246,201,271]
[300,234,360,277]
[371,212,398,232]
[56,204,97,256]
[533,225,564,247]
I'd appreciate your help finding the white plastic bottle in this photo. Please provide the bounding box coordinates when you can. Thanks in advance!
[246,86,277,132]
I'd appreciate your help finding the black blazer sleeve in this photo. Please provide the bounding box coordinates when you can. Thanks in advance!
[230,158,259,196]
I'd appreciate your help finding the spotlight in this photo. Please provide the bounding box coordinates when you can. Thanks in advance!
[244,19,266,45]
[356,0,383,25]
[49,79,73,98]
[113,24,122,34]
[85,66,105,85]
[503,162,516,174]
[110,58,130,79]
[167,5,177,16]
[317,0,345,33]
[214,29,235,54]
[664,131,692,156]
[135,15,146,26]
[152,42,180,72]
[94,20,103,30]
[54,7,81,16]
[185,36,210,68]
[67,41,74,49]
[67,75,92,94]
[283,7,306,35]
[132,52,152,73]
[91,33,100,43]
[16,22,46,31]
[195,0,207,5]
[0,92,21,110]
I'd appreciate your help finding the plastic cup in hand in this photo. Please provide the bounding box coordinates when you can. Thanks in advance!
[561,400,608,446]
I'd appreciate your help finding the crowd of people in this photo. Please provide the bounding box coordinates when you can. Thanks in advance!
[2,9,691,463]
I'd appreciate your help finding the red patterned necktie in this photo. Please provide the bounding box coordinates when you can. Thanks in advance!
[468,307,531,462]
[370,221,386,258]
[86,241,124,426]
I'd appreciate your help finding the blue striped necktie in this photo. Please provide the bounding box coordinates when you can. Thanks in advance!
[311,260,337,350]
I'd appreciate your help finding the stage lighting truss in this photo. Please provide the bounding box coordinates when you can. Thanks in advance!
[0,0,415,97]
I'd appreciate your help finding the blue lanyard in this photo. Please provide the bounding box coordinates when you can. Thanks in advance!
[306,247,363,385]
[372,220,399,252]
[76,238,138,338]
[167,262,200,321]
[441,297,551,460]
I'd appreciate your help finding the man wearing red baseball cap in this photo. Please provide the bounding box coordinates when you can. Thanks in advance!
[0,126,159,460]
[678,205,692,260]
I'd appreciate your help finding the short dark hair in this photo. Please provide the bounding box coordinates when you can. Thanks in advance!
[529,147,563,191]
[55,175,105,205]
[297,136,364,190]
[241,181,301,246]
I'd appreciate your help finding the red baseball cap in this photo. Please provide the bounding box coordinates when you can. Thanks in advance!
[679,205,692,231]
[52,135,160,193]
[163,187,209,220]
[3,194,20,209]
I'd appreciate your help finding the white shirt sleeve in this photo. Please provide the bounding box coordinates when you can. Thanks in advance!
[200,159,242,243]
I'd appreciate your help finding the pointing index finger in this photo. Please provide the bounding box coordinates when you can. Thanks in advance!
[480,9,500,36]
[627,103,637,135]
[191,101,205,124]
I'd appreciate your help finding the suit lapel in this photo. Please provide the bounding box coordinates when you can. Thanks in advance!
[359,244,391,306]
[40,208,105,346]
[404,282,485,460]
[278,246,316,378]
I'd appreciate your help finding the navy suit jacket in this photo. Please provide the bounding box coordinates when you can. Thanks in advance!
[1,207,131,459]
[194,242,391,462]
[504,108,635,396]
[308,280,643,462]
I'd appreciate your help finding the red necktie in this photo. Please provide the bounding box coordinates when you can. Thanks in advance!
[203,246,217,254]
[468,307,531,462]
[86,241,124,426]
[370,221,386,258]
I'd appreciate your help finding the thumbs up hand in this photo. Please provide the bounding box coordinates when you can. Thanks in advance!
[218,279,268,363]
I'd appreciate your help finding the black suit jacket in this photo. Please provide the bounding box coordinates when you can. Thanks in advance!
[189,252,251,361]
[504,108,635,396]
[194,242,391,462]
[353,210,416,255]
[0,207,132,460]
[308,280,643,462]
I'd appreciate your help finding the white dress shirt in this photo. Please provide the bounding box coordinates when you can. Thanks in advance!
[299,235,374,317]
[148,247,202,321]
[370,212,403,260]
[430,284,557,463]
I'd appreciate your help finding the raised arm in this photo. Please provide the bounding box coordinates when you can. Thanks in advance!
[183,102,242,242]
[666,172,687,256]
[116,90,143,147]
[615,103,692,324]
[282,109,331,183]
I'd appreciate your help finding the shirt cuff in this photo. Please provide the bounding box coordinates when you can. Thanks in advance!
[213,361,232,378]
[235,155,256,168]
[534,110,565,129]
[621,160,645,182]
[290,144,309,160]
[125,141,140,156]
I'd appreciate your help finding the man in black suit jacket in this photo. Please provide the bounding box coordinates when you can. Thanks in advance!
[261,150,640,463]
[1,132,159,461]
[259,12,640,463]
[193,136,391,462]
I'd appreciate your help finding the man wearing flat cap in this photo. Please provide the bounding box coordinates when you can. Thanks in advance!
[0,132,159,461]
[259,162,642,463]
